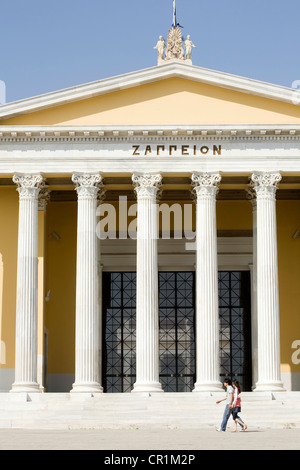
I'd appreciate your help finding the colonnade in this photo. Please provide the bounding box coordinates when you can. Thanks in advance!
[10,171,285,393]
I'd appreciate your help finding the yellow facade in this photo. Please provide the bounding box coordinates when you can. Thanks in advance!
[1,72,300,391]
[0,188,18,370]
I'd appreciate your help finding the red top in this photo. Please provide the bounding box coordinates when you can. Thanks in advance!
[233,388,241,408]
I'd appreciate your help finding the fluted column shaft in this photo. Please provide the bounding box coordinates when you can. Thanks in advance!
[71,173,103,393]
[132,173,163,393]
[11,174,43,393]
[248,194,258,390]
[192,173,223,392]
[251,172,285,392]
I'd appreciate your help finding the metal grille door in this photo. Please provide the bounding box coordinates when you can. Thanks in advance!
[219,271,252,391]
[159,272,196,392]
[102,272,136,393]
[102,270,251,393]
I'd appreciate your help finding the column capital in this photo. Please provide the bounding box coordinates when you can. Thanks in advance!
[38,181,51,211]
[72,173,103,198]
[246,186,257,209]
[13,173,44,199]
[191,172,222,199]
[97,188,107,206]
[250,172,282,199]
[132,173,162,199]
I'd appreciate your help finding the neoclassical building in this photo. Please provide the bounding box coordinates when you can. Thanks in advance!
[0,31,300,397]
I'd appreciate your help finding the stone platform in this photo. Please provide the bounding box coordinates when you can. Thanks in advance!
[0,392,300,430]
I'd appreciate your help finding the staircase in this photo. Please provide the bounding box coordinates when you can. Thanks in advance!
[0,392,300,430]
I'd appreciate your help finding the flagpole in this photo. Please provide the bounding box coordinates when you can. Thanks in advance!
[173,0,177,27]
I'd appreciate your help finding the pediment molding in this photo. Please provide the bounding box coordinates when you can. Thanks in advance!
[0,62,299,120]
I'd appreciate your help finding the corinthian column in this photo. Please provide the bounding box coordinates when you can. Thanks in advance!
[250,172,285,392]
[11,173,44,393]
[71,173,103,393]
[192,173,223,392]
[132,173,163,393]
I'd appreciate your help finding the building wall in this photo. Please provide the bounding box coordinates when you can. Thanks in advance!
[44,201,77,391]
[0,188,18,389]
[0,191,299,391]
[277,201,300,390]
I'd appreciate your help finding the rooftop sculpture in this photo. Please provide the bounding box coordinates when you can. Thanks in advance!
[154,2,196,66]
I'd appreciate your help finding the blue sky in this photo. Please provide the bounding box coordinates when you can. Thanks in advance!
[1,0,300,103]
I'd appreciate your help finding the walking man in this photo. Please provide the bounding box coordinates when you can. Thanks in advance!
[216,378,234,432]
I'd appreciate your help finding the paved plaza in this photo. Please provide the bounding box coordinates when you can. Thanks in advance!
[0,428,299,451]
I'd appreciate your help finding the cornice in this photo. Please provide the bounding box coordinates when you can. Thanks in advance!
[0,62,299,120]
[1,125,300,143]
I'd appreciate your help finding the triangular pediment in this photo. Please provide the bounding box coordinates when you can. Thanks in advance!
[1,62,300,126]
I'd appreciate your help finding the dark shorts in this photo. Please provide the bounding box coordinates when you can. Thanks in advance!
[232,407,241,420]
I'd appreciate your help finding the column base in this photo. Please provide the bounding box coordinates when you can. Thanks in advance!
[193,381,223,393]
[10,382,42,393]
[132,382,164,393]
[253,381,286,392]
[71,383,104,394]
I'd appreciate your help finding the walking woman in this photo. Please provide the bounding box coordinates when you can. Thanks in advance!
[231,380,247,432]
